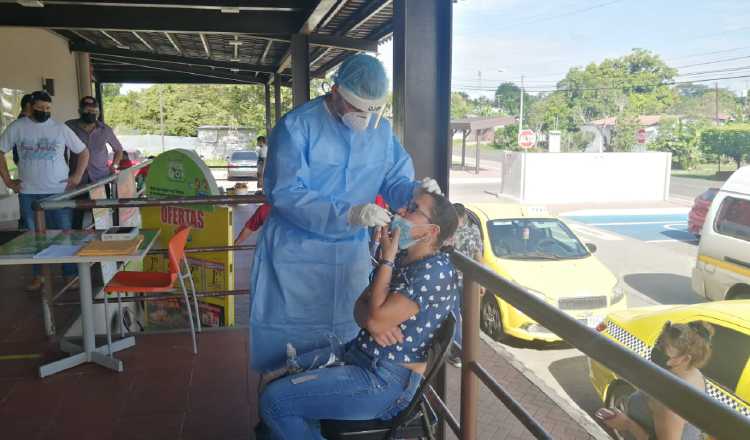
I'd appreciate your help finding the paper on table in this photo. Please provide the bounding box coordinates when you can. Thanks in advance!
[33,244,84,259]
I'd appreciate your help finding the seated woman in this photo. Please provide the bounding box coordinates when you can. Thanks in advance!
[596,321,714,440]
[259,191,459,440]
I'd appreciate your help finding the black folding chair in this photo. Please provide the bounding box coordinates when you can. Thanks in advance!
[321,314,456,440]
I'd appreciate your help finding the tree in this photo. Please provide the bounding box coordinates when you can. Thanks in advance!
[700,125,750,168]
[610,113,641,152]
[669,84,742,121]
[101,83,122,101]
[451,92,471,119]
[495,82,521,115]
[650,117,703,169]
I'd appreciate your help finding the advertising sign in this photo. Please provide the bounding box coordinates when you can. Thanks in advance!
[141,150,234,328]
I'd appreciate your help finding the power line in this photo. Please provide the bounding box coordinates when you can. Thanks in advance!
[493,0,624,31]
[452,73,750,94]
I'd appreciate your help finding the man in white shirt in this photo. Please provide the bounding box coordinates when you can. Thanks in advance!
[256,135,267,191]
[0,91,90,291]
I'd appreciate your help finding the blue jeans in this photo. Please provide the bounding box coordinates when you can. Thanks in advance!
[19,193,77,277]
[259,343,423,440]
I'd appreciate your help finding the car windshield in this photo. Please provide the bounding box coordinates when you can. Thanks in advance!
[486,218,589,260]
[231,151,258,161]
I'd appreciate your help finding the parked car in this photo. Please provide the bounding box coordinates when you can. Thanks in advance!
[688,188,719,236]
[692,166,750,301]
[227,150,259,180]
[588,300,750,423]
[465,203,627,343]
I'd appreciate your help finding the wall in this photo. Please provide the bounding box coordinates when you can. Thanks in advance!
[499,152,672,204]
[0,27,81,122]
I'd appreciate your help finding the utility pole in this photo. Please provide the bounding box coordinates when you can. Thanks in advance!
[715,82,719,126]
[518,75,525,133]
[159,88,165,153]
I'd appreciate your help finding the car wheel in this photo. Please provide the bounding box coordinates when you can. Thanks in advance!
[480,292,506,342]
[604,382,635,440]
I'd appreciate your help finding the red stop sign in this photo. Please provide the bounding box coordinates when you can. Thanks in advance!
[637,128,647,144]
[518,129,537,149]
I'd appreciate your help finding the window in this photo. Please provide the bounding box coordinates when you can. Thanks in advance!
[230,151,258,162]
[715,196,750,242]
[486,218,588,260]
[700,322,750,393]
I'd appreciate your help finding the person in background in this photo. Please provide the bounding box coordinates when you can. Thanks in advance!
[235,202,271,245]
[118,151,135,170]
[12,93,33,166]
[596,321,713,440]
[249,53,443,378]
[66,96,124,229]
[256,135,267,190]
[447,203,484,367]
[259,192,459,439]
[0,91,89,291]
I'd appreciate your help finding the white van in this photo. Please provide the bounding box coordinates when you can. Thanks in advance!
[692,166,750,301]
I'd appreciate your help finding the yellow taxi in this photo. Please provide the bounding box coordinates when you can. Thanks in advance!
[465,203,626,343]
[589,301,750,420]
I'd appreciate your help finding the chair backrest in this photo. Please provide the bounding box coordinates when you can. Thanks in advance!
[389,313,456,429]
[167,226,191,275]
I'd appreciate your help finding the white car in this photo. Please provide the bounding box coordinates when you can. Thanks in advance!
[227,150,259,180]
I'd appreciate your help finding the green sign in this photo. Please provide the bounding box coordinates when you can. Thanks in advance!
[145,149,219,210]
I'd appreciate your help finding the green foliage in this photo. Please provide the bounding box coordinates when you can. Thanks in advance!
[451,92,471,119]
[561,130,594,152]
[609,113,641,152]
[700,124,750,167]
[493,125,518,149]
[105,83,296,137]
[668,84,742,121]
[650,117,703,169]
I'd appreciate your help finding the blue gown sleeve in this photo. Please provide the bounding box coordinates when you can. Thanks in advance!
[379,133,418,211]
[265,116,355,238]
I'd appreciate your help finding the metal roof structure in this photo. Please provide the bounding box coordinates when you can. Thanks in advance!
[0,0,394,85]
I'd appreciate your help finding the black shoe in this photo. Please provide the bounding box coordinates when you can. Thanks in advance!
[447,355,462,368]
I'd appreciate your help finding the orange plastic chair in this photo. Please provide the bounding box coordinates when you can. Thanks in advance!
[103,226,201,354]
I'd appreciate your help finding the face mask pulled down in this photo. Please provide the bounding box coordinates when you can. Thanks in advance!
[81,113,97,123]
[390,216,426,250]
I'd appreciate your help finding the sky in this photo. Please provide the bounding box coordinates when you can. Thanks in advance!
[123,0,750,98]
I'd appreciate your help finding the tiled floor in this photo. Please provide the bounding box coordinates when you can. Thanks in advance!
[0,261,602,440]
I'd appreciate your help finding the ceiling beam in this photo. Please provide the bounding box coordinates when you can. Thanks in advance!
[71,42,277,73]
[276,0,338,73]
[95,71,262,84]
[7,1,314,12]
[260,39,272,64]
[131,31,153,51]
[0,3,302,34]
[199,33,211,57]
[91,55,264,84]
[164,32,182,54]
[100,30,129,49]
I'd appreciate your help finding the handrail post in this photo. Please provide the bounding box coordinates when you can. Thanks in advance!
[460,275,480,440]
[34,205,56,336]
[434,363,447,440]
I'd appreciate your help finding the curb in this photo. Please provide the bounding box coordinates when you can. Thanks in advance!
[479,332,612,440]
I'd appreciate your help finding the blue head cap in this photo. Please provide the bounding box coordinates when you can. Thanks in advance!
[333,54,388,111]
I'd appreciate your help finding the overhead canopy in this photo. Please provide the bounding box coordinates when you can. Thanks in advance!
[450,116,517,132]
[0,0,394,84]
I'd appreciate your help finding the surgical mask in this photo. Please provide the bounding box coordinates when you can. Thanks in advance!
[650,345,671,370]
[33,110,50,123]
[390,216,423,250]
[81,112,97,123]
[342,111,372,132]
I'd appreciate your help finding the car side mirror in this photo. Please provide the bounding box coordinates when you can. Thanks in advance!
[586,243,597,254]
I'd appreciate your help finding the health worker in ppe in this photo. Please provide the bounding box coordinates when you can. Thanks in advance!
[249,53,442,372]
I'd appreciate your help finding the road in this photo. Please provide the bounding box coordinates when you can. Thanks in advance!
[447,173,719,430]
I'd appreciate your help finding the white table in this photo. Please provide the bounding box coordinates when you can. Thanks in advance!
[0,229,160,377]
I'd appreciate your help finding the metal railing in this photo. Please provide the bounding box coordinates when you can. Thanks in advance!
[433,251,750,440]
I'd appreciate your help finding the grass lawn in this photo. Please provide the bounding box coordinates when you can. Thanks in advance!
[204,158,228,166]
[672,162,739,181]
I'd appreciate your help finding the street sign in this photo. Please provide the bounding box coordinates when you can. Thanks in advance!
[637,128,647,144]
[518,129,537,149]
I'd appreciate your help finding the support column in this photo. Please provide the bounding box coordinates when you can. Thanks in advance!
[274,75,282,122]
[392,0,453,196]
[291,34,310,108]
[75,52,92,98]
[94,81,104,122]
[264,81,272,134]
